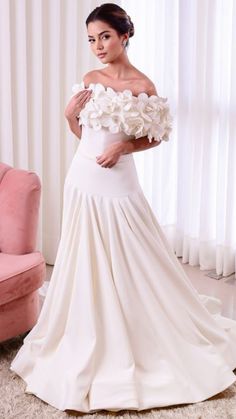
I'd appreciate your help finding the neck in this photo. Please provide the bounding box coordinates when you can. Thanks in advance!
[105,51,133,80]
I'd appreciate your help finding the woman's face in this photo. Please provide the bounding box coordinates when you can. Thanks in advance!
[87,20,128,63]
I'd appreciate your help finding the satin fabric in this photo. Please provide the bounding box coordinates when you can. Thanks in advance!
[10,125,236,412]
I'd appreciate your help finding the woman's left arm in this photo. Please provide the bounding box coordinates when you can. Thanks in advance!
[96,80,162,167]
[96,136,161,168]
[122,80,162,153]
[120,136,161,155]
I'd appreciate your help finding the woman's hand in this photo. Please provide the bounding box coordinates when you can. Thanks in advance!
[96,142,125,168]
[64,89,92,122]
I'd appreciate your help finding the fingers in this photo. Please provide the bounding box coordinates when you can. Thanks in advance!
[79,90,92,103]
[78,94,90,108]
[96,156,113,168]
[74,89,91,97]
[96,156,105,165]
[74,89,92,101]
[74,90,92,112]
[65,89,92,120]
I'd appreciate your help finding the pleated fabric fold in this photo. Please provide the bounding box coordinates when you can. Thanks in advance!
[10,182,236,412]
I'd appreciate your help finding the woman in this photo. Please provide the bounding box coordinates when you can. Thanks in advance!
[10,3,236,414]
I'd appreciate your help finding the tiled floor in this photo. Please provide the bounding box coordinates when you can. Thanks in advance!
[44,257,236,320]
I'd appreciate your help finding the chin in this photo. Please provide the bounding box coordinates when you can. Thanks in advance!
[97,56,107,63]
[105,55,117,64]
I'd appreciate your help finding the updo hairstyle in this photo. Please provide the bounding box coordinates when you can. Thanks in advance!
[86,3,134,47]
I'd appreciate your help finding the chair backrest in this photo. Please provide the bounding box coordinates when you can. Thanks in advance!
[0,162,41,254]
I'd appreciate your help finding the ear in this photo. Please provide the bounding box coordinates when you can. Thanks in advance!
[121,33,129,43]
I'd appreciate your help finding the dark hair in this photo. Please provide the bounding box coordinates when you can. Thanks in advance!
[86,3,134,47]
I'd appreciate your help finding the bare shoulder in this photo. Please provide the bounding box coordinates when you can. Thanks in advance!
[128,67,158,96]
[82,70,101,87]
[138,75,158,96]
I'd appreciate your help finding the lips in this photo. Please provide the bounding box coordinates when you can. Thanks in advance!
[98,53,107,58]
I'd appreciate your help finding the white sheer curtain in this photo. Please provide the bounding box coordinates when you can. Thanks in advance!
[122,0,236,278]
[0,0,235,278]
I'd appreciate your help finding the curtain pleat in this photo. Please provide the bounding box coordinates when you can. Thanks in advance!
[0,0,235,278]
[122,0,236,278]
[0,1,14,161]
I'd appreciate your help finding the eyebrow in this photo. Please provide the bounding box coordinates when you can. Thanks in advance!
[88,30,111,38]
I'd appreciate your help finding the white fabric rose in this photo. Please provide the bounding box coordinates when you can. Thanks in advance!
[72,82,173,142]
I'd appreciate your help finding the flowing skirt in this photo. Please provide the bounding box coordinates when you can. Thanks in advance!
[10,129,236,412]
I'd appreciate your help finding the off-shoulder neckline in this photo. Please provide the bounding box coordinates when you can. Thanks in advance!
[82,81,159,100]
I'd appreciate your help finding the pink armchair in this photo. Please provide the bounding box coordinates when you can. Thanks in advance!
[0,162,46,342]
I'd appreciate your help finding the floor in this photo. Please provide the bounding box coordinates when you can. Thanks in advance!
[177,258,236,320]
[43,257,236,321]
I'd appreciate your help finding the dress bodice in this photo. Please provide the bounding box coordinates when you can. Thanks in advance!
[77,125,135,162]
[72,82,173,143]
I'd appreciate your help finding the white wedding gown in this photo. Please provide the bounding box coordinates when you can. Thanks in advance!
[10,84,236,413]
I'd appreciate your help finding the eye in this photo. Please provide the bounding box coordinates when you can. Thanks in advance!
[88,39,95,43]
[102,34,110,40]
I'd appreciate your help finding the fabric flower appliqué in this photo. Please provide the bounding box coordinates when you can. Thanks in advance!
[71,82,173,142]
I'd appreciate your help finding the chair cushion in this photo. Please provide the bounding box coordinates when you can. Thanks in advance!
[0,167,41,254]
[0,162,11,183]
[0,252,46,306]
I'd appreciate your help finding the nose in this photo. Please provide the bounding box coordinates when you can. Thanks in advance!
[95,39,103,50]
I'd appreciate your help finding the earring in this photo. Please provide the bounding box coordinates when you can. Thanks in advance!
[122,40,126,47]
